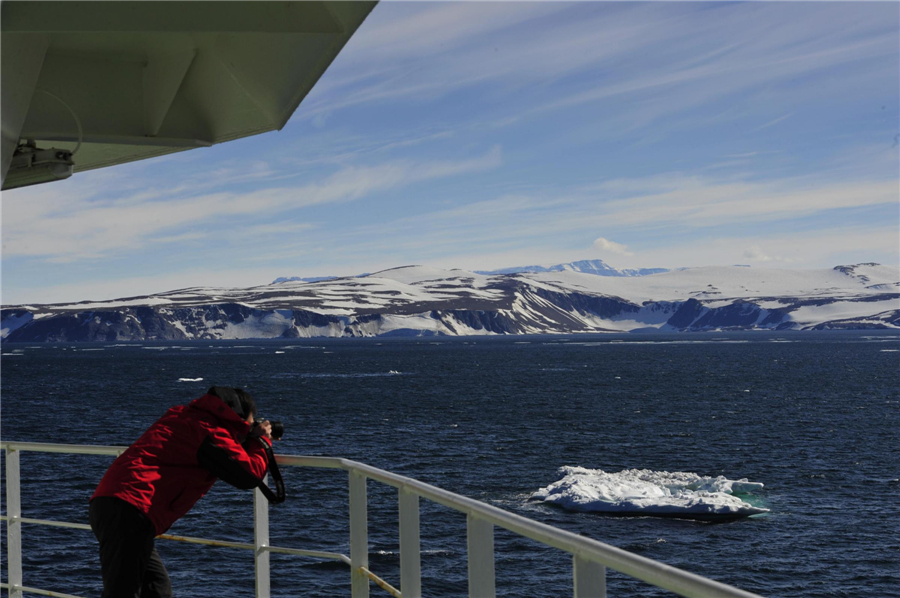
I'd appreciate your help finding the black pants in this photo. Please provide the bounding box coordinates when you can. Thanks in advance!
[89,497,173,598]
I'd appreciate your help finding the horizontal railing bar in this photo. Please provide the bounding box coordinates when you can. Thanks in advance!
[1,515,90,531]
[1,442,763,598]
[157,533,348,563]
[1,582,84,598]
[157,533,255,550]
[275,454,346,469]
[1,441,123,456]
[360,567,402,598]
[267,546,350,563]
[0,515,348,563]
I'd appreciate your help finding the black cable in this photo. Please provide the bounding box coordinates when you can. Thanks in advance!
[256,438,286,504]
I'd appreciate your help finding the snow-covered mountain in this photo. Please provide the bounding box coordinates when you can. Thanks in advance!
[271,275,340,284]
[268,258,658,284]
[2,263,898,342]
[476,258,667,277]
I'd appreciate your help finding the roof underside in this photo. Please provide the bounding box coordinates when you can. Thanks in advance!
[1,1,376,182]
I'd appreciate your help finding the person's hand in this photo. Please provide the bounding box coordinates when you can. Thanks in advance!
[255,419,274,440]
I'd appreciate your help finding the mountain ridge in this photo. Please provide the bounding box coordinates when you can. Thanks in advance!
[475,258,668,277]
[2,263,898,341]
[270,259,667,284]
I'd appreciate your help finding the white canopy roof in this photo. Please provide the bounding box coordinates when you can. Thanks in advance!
[1,1,376,188]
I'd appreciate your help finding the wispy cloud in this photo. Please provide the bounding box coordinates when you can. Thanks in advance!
[754,113,794,131]
[303,2,898,137]
[260,157,898,273]
[1,146,503,262]
[634,226,900,271]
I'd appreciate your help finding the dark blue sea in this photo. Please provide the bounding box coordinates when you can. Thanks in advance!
[2,332,899,597]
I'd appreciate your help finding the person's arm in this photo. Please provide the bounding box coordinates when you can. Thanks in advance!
[196,426,271,489]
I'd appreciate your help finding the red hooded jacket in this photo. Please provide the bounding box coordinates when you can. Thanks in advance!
[92,393,271,535]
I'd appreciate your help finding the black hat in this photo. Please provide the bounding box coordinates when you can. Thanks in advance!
[207,386,257,420]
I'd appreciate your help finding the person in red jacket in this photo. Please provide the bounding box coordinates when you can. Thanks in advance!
[90,386,275,598]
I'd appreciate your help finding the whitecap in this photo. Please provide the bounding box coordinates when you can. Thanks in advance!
[178,378,204,382]
[275,351,285,354]
[532,467,768,519]
[272,371,408,379]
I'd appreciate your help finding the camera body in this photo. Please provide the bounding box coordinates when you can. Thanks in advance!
[252,419,284,441]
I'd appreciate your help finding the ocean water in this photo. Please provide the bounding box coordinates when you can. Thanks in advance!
[2,332,899,597]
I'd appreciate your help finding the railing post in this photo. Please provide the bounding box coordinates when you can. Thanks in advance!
[466,514,495,597]
[573,555,606,598]
[5,448,23,598]
[349,471,369,598]
[398,488,421,598]
[254,481,271,598]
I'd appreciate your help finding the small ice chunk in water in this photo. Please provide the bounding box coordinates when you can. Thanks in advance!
[531,467,768,519]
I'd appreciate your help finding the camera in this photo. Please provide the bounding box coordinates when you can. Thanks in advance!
[252,419,284,441]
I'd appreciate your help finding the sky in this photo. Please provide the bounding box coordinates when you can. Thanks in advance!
[2,1,898,305]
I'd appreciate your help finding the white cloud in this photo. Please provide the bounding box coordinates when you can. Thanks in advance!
[1,147,502,262]
[742,246,786,263]
[593,237,633,256]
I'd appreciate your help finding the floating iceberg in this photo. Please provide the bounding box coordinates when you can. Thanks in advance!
[532,467,768,520]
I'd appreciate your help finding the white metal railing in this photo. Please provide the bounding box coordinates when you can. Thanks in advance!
[1,441,765,598]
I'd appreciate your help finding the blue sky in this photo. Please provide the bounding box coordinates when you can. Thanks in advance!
[2,1,898,304]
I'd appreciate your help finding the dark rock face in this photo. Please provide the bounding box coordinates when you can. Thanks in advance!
[531,288,639,319]
[0,309,33,338]
[433,310,520,334]
[5,310,148,342]
[667,299,706,329]
[293,309,345,328]
[690,301,763,329]
[134,307,189,340]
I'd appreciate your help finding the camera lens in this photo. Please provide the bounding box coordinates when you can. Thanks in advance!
[270,420,284,440]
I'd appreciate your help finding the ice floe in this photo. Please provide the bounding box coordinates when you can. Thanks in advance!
[532,467,768,519]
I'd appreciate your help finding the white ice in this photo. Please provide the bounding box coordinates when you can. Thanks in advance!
[532,467,768,518]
